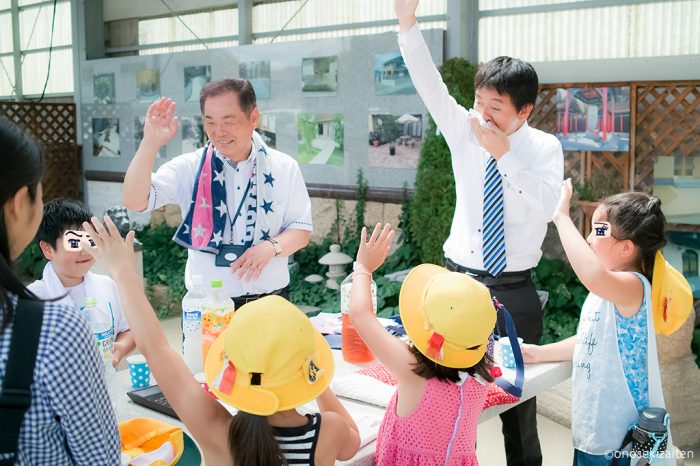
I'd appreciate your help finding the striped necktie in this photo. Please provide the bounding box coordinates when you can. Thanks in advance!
[482,155,507,276]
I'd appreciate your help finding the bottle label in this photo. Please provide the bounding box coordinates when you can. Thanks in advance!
[340,282,377,314]
[94,327,114,362]
[183,308,202,334]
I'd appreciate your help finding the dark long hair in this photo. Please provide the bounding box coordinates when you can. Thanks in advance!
[228,411,287,466]
[0,118,44,332]
[602,192,667,283]
[409,344,494,384]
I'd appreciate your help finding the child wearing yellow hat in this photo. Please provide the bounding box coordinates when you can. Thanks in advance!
[522,181,690,465]
[81,216,361,466]
[350,223,498,465]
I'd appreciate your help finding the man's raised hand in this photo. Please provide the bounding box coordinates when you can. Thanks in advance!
[142,97,179,149]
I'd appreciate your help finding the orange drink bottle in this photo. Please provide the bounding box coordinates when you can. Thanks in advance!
[340,273,377,363]
[201,279,235,367]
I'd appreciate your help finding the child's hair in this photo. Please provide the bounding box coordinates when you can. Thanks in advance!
[228,412,287,465]
[35,198,93,248]
[474,56,538,112]
[602,192,667,282]
[409,344,494,384]
[0,117,45,331]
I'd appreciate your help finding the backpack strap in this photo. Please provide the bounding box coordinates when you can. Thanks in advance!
[493,298,524,398]
[0,298,44,466]
[610,428,635,466]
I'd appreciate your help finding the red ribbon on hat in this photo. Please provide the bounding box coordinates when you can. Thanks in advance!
[213,357,237,395]
[427,331,445,361]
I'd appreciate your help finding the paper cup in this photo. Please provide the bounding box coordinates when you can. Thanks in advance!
[499,337,524,369]
[127,354,151,389]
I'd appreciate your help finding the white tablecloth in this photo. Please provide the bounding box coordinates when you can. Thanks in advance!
[115,350,572,465]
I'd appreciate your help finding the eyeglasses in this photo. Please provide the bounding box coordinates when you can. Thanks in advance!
[63,230,95,251]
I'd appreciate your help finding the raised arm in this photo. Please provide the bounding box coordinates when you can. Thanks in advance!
[395,0,472,147]
[315,388,360,461]
[553,180,643,316]
[349,224,418,383]
[123,98,179,211]
[81,216,232,452]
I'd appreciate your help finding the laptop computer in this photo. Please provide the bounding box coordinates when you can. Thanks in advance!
[127,385,179,420]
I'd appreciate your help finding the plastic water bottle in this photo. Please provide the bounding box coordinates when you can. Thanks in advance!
[82,296,115,365]
[340,273,377,363]
[82,297,120,411]
[182,275,206,373]
[201,279,235,368]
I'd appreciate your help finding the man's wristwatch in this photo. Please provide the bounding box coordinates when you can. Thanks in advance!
[265,238,282,256]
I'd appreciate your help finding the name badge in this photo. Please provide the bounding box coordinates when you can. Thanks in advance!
[215,244,249,267]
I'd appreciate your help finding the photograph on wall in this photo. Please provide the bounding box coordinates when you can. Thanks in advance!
[181,116,207,153]
[184,65,211,102]
[136,69,161,103]
[257,113,276,149]
[555,86,630,152]
[301,56,338,95]
[663,230,700,299]
[368,113,423,169]
[373,52,416,96]
[93,73,115,104]
[92,118,120,157]
[134,116,164,157]
[297,113,343,165]
[240,60,270,100]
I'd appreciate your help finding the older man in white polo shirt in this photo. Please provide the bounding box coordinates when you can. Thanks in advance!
[123,79,312,307]
[396,1,564,465]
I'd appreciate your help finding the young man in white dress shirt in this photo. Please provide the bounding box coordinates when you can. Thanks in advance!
[123,79,313,308]
[396,1,564,465]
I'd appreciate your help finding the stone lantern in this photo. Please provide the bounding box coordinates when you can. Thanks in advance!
[318,244,353,290]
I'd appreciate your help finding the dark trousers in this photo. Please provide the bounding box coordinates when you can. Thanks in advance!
[231,287,289,309]
[445,259,543,466]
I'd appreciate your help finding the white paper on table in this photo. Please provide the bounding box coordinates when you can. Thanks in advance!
[354,413,383,447]
[331,372,395,408]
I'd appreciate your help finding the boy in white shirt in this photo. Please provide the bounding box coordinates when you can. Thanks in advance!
[28,198,135,366]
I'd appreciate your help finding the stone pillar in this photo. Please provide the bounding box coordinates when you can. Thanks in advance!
[657,309,700,451]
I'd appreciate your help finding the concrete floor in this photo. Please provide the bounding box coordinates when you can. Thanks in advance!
[151,316,698,465]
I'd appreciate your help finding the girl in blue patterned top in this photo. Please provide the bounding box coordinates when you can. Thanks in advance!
[0,117,120,465]
[522,179,669,466]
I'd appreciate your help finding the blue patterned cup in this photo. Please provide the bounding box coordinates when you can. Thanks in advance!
[127,354,151,388]
[499,337,523,369]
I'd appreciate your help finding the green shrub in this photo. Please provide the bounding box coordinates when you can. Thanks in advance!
[533,258,587,344]
[410,57,477,264]
[137,223,188,318]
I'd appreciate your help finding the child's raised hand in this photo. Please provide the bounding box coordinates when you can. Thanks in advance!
[81,216,136,278]
[356,223,395,273]
[553,178,574,222]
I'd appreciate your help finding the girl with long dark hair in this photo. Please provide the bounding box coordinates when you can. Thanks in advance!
[0,117,120,464]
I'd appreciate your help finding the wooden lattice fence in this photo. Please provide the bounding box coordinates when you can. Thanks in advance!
[0,101,81,201]
[531,80,700,232]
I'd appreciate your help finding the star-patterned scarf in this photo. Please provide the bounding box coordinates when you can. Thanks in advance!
[173,131,276,255]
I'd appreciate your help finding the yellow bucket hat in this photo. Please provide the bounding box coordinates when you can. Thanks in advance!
[399,264,497,369]
[204,295,334,416]
[651,251,693,336]
[119,418,184,465]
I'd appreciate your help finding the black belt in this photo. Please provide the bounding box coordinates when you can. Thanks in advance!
[444,258,532,286]
[232,287,287,307]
